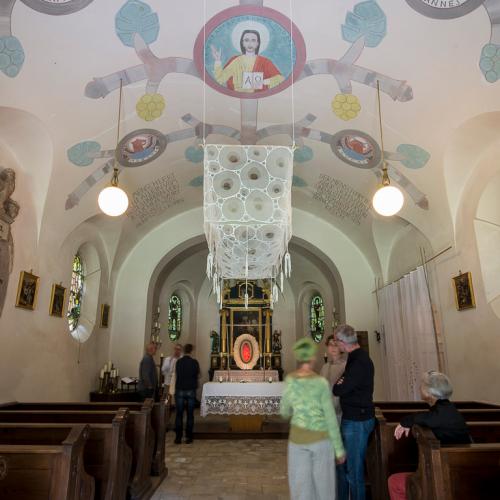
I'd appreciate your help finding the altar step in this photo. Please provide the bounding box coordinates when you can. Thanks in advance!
[169,409,289,439]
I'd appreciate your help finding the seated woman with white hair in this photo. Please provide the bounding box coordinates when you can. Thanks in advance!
[388,371,471,500]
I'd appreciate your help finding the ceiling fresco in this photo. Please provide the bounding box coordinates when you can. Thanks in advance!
[62,0,432,216]
[1,0,500,261]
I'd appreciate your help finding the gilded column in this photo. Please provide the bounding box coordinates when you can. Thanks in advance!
[221,309,227,353]
[265,309,271,354]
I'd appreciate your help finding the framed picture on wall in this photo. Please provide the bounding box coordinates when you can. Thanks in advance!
[49,284,66,317]
[15,270,39,310]
[452,271,476,311]
[100,304,110,328]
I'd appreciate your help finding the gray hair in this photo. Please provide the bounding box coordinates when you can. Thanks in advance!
[334,324,358,345]
[421,371,453,400]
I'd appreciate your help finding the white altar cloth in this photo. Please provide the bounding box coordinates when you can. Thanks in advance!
[200,382,285,417]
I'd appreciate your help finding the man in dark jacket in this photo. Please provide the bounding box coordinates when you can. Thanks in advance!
[174,343,200,444]
[333,324,375,500]
[138,342,158,401]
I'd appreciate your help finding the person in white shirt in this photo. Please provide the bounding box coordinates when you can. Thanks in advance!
[162,344,182,400]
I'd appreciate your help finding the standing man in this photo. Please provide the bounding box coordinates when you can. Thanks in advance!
[174,343,200,444]
[333,325,375,500]
[162,343,182,399]
[138,343,158,401]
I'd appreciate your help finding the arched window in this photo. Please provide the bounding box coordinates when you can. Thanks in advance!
[67,254,84,332]
[310,294,325,343]
[168,294,182,341]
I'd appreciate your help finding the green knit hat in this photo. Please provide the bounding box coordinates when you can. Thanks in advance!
[293,337,317,362]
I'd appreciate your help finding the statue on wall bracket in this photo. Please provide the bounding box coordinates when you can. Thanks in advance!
[0,167,20,316]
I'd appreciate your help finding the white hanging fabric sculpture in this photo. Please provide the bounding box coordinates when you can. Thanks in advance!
[204,144,293,303]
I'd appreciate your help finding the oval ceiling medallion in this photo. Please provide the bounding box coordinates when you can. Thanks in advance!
[116,129,167,167]
[20,0,95,16]
[330,130,382,169]
[405,0,484,19]
[193,5,306,99]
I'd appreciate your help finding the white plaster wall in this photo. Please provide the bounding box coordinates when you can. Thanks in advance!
[0,216,112,402]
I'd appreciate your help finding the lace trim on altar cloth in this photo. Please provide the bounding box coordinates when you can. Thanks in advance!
[201,396,282,417]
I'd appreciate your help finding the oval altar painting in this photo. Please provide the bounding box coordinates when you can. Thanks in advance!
[240,339,253,363]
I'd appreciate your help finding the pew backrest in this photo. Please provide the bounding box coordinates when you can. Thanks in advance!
[0,397,168,477]
[408,425,500,500]
[0,424,94,500]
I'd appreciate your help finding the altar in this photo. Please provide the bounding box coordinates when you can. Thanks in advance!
[208,280,284,381]
[201,381,285,432]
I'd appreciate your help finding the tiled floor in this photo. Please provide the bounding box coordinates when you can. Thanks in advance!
[151,436,290,500]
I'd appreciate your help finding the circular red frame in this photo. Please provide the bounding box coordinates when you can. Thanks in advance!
[193,5,306,99]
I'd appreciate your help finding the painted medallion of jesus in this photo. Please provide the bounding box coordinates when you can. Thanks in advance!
[211,29,284,93]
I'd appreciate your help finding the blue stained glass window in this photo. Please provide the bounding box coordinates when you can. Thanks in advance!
[168,294,182,341]
[68,254,84,332]
[310,295,325,343]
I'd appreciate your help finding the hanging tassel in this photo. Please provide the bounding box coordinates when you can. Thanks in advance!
[213,272,218,294]
[218,279,223,305]
[284,252,292,277]
[206,252,213,279]
[244,292,249,309]
[273,284,279,303]
[280,270,284,292]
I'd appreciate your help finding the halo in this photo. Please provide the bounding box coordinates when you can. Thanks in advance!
[231,20,270,53]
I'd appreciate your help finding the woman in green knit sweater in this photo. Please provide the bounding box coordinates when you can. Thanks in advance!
[280,337,346,500]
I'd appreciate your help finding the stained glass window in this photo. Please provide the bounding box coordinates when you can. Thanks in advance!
[168,294,182,341]
[310,294,325,343]
[67,254,84,332]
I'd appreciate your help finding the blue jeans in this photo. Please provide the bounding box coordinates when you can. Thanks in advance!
[337,418,375,500]
[175,389,196,440]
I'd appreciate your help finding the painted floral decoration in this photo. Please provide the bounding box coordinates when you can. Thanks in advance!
[397,144,430,169]
[185,146,204,163]
[189,176,204,187]
[294,145,314,163]
[67,141,101,167]
[341,0,387,48]
[479,43,500,83]
[136,93,166,121]
[332,94,361,120]
[0,36,25,78]
[115,0,160,48]
[292,175,307,188]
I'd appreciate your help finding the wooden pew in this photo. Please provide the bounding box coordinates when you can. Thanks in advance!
[0,405,154,500]
[375,407,500,422]
[0,424,94,500]
[408,424,500,500]
[374,400,500,410]
[0,408,131,500]
[368,408,500,500]
[0,397,168,477]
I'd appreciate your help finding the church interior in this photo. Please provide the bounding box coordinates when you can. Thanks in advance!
[1,0,500,499]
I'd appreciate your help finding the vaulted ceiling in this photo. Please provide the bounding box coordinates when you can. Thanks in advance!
[2,0,499,275]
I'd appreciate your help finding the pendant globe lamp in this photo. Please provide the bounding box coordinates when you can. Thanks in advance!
[98,79,129,216]
[372,80,403,217]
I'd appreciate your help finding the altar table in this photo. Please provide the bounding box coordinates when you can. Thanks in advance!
[201,381,285,432]
[201,382,285,417]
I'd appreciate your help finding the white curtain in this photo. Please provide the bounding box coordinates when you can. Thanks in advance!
[378,266,439,400]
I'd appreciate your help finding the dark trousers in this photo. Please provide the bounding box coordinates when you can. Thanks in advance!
[139,388,155,401]
[337,417,375,500]
[175,389,196,440]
